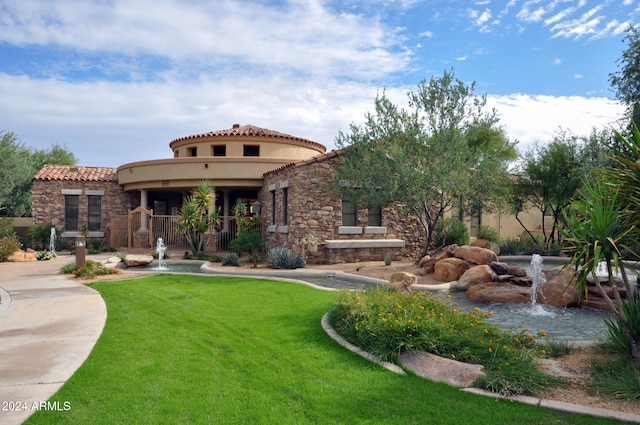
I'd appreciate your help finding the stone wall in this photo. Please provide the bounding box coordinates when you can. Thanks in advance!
[32,179,137,247]
[260,154,425,264]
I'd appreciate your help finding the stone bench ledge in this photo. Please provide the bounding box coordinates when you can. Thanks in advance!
[325,239,405,249]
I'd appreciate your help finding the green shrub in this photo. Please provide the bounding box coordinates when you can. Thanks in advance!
[59,260,120,278]
[35,251,53,261]
[537,340,573,358]
[266,247,305,269]
[0,217,14,237]
[477,225,500,243]
[602,292,640,359]
[222,252,240,266]
[27,224,57,250]
[88,239,105,254]
[499,233,545,255]
[72,260,120,279]
[60,261,77,274]
[0,236,21,261]
[433,218,469,248]
[329,288,552,396]
[590,357,640,400]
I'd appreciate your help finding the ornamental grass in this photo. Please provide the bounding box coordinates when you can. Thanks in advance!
[329,288,553,396]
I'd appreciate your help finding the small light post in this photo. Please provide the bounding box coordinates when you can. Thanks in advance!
[75,236,86,269]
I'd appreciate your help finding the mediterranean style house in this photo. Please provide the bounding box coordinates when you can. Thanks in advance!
[32,124,542,264]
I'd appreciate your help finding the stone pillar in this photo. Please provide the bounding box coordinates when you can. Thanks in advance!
[223,190,230,232]
[140,190,148,230]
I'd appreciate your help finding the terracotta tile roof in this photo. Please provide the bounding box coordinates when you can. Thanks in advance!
[169,124,326,152]
[264,149,342,176]
[33,164,118,182]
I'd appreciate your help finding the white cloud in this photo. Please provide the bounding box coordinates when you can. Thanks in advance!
[487,94,625,153]
[0,0,411,81]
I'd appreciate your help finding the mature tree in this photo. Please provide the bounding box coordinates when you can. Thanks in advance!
[177,181,219,257]
[31,142,77,171]
[0,132,78,217]
[0,131,35,217]
[610,25,640,127]
[334,69,517,254]
[514,128,613,247]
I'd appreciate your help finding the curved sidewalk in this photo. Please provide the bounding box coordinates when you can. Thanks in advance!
[0,255,107,425]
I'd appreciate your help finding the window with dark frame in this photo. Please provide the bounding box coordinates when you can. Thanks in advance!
[271,190,276,225]
[282,187,288,225]
[213,145,226,156]
[341,195,357,226]
[367,206,382,226]
[88,195,102,231]
[189,147,197,157]
[243,145,260,157]
[65,195,79,231]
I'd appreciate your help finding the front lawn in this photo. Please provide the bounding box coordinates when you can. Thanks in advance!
[25,275,620,424]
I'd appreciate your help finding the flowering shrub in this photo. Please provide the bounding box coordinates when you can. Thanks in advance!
[36,251,53,261]
[329,288,552,395]
[71,260,121,279]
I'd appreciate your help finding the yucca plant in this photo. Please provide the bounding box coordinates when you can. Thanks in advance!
[177,181,220,257]
[561,123,640,362]
[265,247,305,269]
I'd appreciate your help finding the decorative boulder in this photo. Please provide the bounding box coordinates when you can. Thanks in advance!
[7,250,37,262]
[539,267,579,308]
[489,261,510,275]
[470,238,501,256]
[467,282,531,304]
[123,254,153,267]
[421,257,439,274]
[507,266,527,277]
[418,255,432,268]
[389,272,417,293]
[399,350,485,388]
[457,265,497,291]
[434,258,469,282]
[453,246,498,265]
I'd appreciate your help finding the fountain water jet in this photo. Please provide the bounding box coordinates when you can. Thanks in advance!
[155,237,167,270]
[49,227,57,257]
[529,254,554,316]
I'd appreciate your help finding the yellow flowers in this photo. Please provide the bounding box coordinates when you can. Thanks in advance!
[537,329,548,337]
[451,354,456,359]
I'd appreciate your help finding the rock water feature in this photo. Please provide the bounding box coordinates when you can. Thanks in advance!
[417,242,617,340]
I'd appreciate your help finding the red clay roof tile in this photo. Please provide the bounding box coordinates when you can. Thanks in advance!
[169,124,325,152]
[33,165,117,182]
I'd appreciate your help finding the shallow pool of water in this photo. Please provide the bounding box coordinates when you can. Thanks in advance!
[432,291,612,342]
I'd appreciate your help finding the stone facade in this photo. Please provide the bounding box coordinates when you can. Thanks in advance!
[32,169,138,248]
[260,152,425,264]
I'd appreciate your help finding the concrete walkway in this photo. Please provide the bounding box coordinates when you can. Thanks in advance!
[0,254,107,425]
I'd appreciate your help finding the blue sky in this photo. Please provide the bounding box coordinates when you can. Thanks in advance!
[0,0,633,167]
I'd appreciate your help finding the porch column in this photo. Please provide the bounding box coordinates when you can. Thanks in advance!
[223,190,230,232]
[140,190,148,230]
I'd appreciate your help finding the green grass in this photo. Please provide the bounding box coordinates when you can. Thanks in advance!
[25,275,621,424]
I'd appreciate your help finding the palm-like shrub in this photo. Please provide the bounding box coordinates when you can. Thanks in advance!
[266,247,305,269]
[561,123,640,362]
[177,181,219,257]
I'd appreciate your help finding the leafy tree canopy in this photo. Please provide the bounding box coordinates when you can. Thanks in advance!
[0,131,77,217]
[334,69,517,253]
